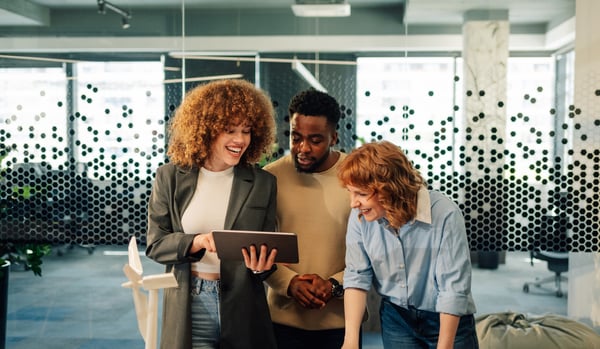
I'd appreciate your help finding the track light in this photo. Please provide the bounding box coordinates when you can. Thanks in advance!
[97,0,132,29]
[97,1,105,14]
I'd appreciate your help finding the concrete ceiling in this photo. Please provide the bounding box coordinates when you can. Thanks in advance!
[0,0,577,53]
[0,0,574,26]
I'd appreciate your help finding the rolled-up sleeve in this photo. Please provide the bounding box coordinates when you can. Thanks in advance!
[434,208,476,316]
[343,209,373,292]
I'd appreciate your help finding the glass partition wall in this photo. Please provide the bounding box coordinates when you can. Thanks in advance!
[1,2,592,253]
[0,52,359,246]
[1,0,598,347]
[1,53,580,250]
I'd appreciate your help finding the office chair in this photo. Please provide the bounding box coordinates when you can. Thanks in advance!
[522,214,569,297]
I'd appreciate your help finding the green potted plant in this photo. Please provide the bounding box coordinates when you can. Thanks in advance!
[0,243,51,277]
[0,144,51,276]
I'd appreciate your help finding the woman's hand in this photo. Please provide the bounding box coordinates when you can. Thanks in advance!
[242,244,277,273]
[190,232,216,254]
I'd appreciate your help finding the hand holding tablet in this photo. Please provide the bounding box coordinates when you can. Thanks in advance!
[212,229,299,264]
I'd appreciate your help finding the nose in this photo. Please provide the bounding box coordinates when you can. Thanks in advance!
[350,194,360,208]
[232,130,246,143]
[298,140,311,153]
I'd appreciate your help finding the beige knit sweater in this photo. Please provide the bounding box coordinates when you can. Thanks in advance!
[264,153,351,330]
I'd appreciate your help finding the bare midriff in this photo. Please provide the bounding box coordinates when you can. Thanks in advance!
[192,271,220,281]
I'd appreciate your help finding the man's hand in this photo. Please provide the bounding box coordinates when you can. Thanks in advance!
[287,274,332,309]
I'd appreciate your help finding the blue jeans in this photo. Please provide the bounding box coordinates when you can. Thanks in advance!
[191,277,221,349]
[380,299,479,349]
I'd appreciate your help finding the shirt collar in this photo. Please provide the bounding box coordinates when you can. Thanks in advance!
[414,186,432,224]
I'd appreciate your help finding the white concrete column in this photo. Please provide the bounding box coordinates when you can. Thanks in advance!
[462,9,509,173]
[567,0,600,329]
[461,10,509,252]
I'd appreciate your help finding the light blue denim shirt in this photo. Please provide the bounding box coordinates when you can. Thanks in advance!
[343,188,477,316]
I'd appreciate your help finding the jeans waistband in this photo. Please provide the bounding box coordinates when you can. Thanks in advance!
[191,276,220,295]
[383,298,474,322]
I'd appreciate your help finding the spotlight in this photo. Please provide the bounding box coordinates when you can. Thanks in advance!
[97,0,106,14]
[97,0,132,29]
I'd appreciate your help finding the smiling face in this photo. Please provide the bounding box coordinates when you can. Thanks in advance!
[290,113,338,173]
[346,184,387,222]
[204,124,251,171]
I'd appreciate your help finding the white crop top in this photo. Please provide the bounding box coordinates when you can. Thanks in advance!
[181,166,233,273]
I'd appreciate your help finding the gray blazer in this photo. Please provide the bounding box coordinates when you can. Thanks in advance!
[145,163,277,349]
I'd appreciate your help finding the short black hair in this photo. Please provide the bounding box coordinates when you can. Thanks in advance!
[288,89,341,126]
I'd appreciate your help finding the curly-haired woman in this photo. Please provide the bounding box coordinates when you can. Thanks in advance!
[337,141,478,349]
[146,79,278,349]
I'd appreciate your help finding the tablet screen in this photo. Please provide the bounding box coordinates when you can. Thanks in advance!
[212,229,299,264]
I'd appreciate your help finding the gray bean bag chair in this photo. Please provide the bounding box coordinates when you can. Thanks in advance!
[476,312,600,349]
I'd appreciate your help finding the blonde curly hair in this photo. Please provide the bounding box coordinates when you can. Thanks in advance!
[166,79,276,168]
[337,141,425,229]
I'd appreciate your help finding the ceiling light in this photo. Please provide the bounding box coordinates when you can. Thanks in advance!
[292,3,351,17]
[163,74,244,84]
[291,59,327,92]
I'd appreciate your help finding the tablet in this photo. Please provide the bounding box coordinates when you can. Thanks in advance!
[212,229,299,264]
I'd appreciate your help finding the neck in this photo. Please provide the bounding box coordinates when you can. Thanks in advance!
[322,150,340,171]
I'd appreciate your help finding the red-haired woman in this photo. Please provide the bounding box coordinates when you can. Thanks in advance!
[338,141,478,349]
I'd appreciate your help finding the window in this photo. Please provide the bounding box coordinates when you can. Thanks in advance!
[73,61,165,180]
[0,67,68,169]
[356,57,459,178]
[357,56,557,185]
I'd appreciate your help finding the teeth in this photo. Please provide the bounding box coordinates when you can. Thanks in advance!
[227,146,241,153]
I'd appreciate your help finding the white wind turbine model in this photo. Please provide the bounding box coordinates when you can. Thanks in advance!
[122,237,178,349]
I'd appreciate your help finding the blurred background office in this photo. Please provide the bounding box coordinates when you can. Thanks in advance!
[0,0,598,348]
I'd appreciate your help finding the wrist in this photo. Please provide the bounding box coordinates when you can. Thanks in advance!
[329,277,344,298]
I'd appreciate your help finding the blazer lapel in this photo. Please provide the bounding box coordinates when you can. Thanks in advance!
[174,166,199,218]
[224,166,253,229]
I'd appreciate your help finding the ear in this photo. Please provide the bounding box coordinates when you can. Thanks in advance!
[330,131,338,147]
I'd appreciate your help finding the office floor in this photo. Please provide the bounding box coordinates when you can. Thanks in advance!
[4,246,586,349]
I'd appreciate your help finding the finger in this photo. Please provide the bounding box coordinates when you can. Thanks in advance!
[259,244,268,261]
[306,295,325,309]
[241,247,251,267]
[249,244,258,263]
[296,274,314,282]
[244,244,258,270]
[206,232,218,252]
[254,244,267,268]
[295,292,312,308]
[308,292,326,308]
[265,248,277,268]
[301,286,326,306]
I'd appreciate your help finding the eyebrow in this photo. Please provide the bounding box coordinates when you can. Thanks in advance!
[291,131,325,138]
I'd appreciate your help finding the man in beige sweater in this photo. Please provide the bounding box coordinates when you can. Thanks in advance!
[264,89,352,348]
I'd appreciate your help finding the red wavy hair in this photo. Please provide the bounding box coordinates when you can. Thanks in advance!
[337,141,425,229]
